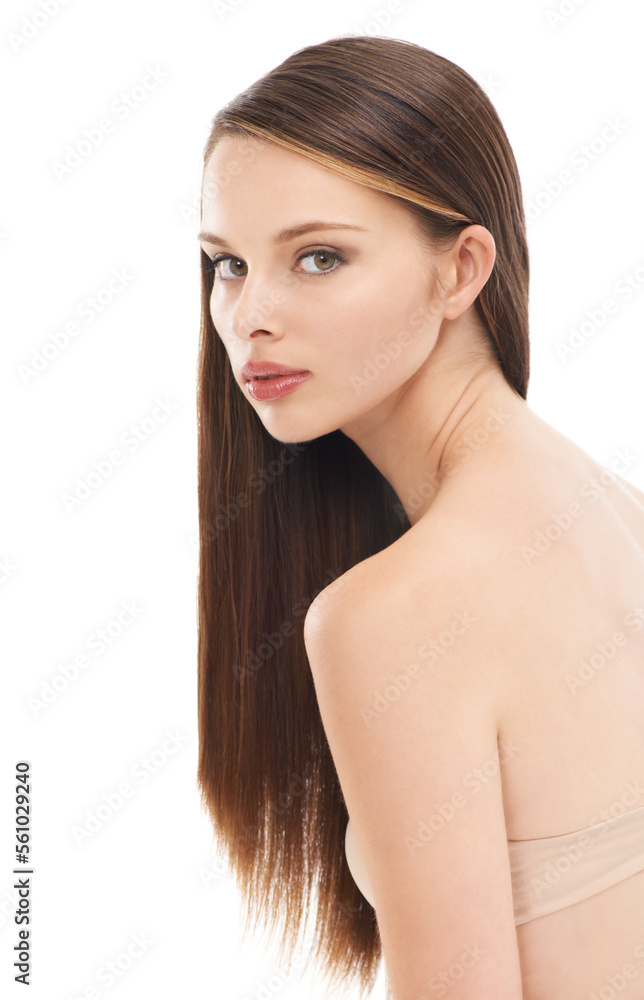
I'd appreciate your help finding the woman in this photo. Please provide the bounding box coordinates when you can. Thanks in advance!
[196,35,644,999]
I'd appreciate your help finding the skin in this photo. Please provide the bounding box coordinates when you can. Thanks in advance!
[199,133,527,526]
[200,135,644,997]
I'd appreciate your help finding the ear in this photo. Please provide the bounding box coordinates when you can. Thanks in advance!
[440,224,496,320]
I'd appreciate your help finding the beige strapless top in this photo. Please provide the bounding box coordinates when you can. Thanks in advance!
[345,803,644,924]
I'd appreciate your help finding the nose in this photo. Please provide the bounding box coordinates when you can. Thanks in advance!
[229,273,286,343]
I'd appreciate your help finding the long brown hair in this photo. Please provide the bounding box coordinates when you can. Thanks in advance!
[196,35,530,997]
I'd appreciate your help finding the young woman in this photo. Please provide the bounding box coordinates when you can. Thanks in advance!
[196,35,644,1000]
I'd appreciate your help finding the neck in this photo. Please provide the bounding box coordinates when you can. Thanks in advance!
[339,318,528,527]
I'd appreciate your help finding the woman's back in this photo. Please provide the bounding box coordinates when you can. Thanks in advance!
[373,405,644,997]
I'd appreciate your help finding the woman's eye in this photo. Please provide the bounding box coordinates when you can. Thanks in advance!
[211,256,247,280]
[297,249,342,275]
[207,248,343,280]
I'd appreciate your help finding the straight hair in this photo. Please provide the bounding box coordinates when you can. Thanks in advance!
[196,35,530,997]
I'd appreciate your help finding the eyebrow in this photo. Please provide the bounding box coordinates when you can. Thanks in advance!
[197,220,369,249]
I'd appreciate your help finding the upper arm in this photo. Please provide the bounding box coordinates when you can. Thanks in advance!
[303,564,524,1000]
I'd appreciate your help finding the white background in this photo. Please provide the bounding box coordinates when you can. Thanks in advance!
[1,0,642,998]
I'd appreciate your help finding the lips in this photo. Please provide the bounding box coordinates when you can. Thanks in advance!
[240,360,310,381]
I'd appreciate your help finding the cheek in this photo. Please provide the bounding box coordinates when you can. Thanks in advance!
[209,296,237,353]
[209,300,244,374]
[209,287,227,328]
[320,276,439,389]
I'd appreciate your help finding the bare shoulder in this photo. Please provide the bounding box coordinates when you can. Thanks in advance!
[301,492,560,712]
[302,520,524,994]
[303,516,503,689]
[303,529,427,648]
[303,545,414,657]
[303,441,644,716]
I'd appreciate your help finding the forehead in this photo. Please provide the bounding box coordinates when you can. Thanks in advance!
[200,134,412,235]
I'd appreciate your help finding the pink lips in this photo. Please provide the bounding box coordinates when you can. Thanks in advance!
[240,360,309,380]
[240,360,311,402]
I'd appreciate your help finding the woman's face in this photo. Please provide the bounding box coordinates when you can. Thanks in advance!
[199,135,445,444]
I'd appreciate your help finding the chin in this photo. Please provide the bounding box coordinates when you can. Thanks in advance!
[257,411,341,446]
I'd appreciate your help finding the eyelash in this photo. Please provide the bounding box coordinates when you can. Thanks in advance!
[204,247,347,280]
